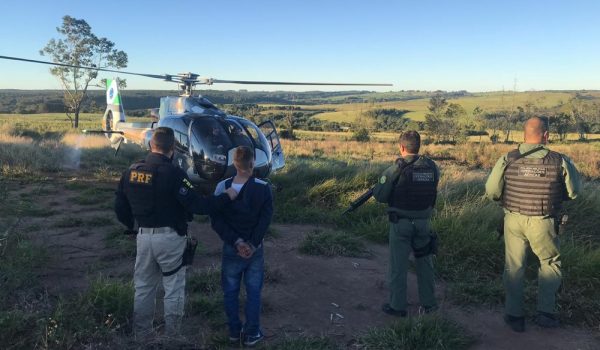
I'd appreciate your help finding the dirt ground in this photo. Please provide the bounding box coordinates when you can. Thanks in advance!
[7,176,600,349]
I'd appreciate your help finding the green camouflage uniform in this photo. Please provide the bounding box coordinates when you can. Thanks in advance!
[374,155,439,311]
[485,143,581,317]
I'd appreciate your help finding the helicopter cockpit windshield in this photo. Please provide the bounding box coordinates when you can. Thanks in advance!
[191,118,232,181]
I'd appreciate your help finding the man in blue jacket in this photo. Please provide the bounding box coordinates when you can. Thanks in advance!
[211,146,273,347]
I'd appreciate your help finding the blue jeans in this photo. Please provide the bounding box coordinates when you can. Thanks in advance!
[221,243,264,336]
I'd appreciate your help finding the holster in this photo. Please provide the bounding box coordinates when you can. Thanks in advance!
[553,214,568,235]
[162,236,198,277]
[388,212,400,223]
[413,231,438,258]
[182,236,198,266]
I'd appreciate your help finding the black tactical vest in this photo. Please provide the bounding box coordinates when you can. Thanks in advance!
[123,160,188,235]
[502,149,565,216]
[389,157,438,211]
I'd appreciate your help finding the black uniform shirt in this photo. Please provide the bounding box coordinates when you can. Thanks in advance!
[114,152,230,234]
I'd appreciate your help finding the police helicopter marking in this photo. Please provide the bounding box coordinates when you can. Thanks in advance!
[0,55,392,187]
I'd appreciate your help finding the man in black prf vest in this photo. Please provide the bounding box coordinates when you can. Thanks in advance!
[115,127,237,338]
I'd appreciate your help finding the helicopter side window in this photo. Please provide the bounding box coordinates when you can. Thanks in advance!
[238,119,271,155]
[222,119,253,148]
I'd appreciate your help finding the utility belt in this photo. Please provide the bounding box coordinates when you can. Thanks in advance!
[389,212,423,223]
[496,213,569,239]
[138,227,174,234]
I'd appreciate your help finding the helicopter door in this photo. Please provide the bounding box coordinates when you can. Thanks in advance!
[258,120,285,171]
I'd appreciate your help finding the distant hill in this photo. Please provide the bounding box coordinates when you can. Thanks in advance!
[1,89,598,126]
[0,89,468,114]
[312,90,600,122]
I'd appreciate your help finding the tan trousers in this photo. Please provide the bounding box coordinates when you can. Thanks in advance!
[503,212,561,316]
[134,227,186,336]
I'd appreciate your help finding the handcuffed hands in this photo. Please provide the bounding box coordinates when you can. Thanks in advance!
[235,241,254,259]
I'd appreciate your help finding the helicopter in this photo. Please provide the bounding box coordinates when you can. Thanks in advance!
[0,55,391,187]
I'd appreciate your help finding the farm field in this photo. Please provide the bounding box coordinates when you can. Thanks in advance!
[309,91,600,122]
[1,114,599,349]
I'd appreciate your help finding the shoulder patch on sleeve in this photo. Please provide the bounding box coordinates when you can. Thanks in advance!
[182,178,194,189]
[379,175,387,184]
[254,178,268,185]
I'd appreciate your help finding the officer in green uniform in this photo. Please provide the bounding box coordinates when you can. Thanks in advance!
[373,131,440,316]
[485,117,581,332]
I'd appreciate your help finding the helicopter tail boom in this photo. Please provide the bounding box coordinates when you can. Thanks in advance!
[102,78,128,146]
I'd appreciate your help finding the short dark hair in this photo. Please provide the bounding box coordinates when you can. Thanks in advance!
[399,131,421,154]
[233,146,254,170]
[151,127,175,153]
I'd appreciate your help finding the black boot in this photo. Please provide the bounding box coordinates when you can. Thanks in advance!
[536,312,560,328]
[504,314,525,332]
[382,303,407,317]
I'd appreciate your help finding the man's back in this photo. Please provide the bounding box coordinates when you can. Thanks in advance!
[212,177,273,248]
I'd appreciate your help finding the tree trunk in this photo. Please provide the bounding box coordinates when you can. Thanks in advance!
[73,110,80,128]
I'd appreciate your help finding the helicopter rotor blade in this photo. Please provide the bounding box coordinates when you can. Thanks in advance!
[1,55,393,87]
[0,55,168,80]
[211,79,392,86]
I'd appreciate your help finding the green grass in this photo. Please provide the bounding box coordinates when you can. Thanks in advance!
[272,155,600,327]
[0,232,47,305]
[299,229,370,257]
[264,336,338,350]
[71,186,115,206]
[0,310,38,349]
[358,315,474,350]
[39,278,133,349]
[104,227,136,257]
[271,156,390,242]
[187,268,224,326]
[55,215,114,228]
[0,113,103,134]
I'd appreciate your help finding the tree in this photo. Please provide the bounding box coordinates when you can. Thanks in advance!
[40,16,127,128]
[569,96,590,140]
[424,96,463,143]
[283,105,296,139]
[483,112,504,143]
[548,112,572,142]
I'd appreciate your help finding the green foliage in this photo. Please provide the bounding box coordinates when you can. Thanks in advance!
[351,127,371,142]
[0,310,38,349]
[0,136,66,177]
[40,278,133,348]
[0,232,47,304]
[362,108,411,131]
[104,227,136,257]
[271,157,389,242]
[40,15,128,128]
[359,316,474,350]
[299,229,369,257]
[425,96,465,143]
[266,336,338,350]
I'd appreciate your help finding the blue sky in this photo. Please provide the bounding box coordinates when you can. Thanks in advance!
[1,0,599,92]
